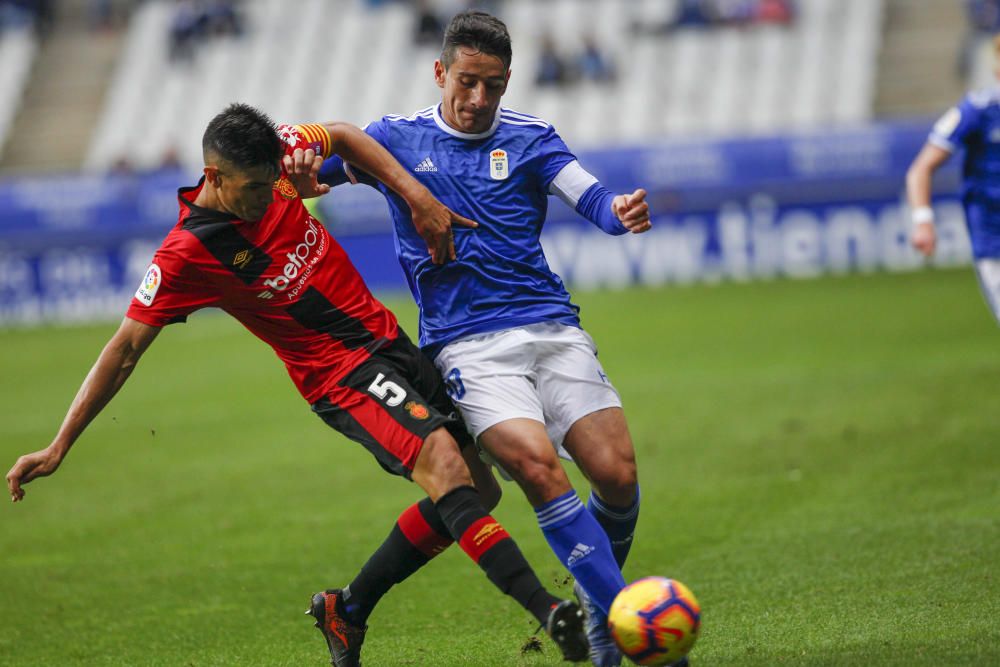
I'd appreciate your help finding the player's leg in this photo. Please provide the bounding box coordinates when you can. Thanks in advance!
[308,355,586,663]
[477,418,626,616]
[561,407,639,569]
[974,258,1000,326]
[339,460,500,629]
[345,444,502,617]
[535,325,641,667]
[409,426,566,622]
[534,324,640,571]
[335,338,504,628]
[435,327,626,616]
[559,409,640,667]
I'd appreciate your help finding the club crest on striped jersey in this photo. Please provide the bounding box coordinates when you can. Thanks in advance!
[404,400,429,420]
[489,148,508,180]
[274,177,298,200]
[278,125,303,147]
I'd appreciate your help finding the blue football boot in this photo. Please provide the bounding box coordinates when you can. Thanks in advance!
[574,581,622,667]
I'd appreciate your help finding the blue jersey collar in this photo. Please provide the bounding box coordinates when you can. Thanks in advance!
[432,104,501,140]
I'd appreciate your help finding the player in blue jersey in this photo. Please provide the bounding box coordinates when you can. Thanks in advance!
[907,34,1000,325]
[286,11,668,667]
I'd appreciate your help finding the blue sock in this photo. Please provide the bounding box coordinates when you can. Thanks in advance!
[535,490,626,616]
[587,486,640,569]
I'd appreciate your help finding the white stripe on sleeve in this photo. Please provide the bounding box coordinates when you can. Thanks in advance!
[343,161,359,185]
[928,134,956,153]
[549,160,599,209]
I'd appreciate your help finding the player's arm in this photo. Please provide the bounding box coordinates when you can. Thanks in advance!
[282,122,477,264]
[905,142,952,258]
[6,316,160,502]
[550,161,652,235]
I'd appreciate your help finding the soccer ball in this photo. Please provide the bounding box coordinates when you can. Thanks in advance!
[608,577,701,666]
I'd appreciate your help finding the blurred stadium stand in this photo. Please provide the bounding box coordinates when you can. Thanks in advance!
[0,24,38,164]
[0,0,988,172]
[0,0,987,325]
[80,0,889,171]
[874,0,966,118]
[0,0,129,173]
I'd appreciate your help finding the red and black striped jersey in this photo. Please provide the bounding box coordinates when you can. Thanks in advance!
[126,124,399,403]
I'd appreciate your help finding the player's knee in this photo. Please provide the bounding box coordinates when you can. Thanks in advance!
[509,451,570,504]
[417,429,474,493]
[591,458,638,507]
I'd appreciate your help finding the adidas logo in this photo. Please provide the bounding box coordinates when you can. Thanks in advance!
[257,290,274,300]
[566,542,595,567]
[414,156,438,172]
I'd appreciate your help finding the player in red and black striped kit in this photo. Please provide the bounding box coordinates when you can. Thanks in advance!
[5,104,588,664]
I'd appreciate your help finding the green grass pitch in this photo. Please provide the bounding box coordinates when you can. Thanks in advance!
[1,268,997,666]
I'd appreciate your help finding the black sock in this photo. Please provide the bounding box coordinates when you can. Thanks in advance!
[435,485,561,625]
[343,497,453,626]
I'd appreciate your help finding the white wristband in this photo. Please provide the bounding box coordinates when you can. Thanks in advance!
[911,206,934,226]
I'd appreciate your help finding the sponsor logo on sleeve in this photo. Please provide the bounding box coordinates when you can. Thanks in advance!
[489,148,508,180]
[135,263,161,306]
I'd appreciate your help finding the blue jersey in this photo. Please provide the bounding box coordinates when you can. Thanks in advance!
[320,104,625,354]
[929,87,1000,258]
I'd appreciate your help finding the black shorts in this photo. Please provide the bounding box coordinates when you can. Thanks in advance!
[311,331,472,479]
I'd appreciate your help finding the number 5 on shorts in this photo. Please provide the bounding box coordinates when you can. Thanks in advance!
[368,372,406,407]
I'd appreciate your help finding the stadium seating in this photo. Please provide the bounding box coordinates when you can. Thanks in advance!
[83,0,885,171]
[0,26,39,162]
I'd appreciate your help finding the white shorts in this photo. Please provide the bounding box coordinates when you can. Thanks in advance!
[434,322,623,451]
[975,259,1000,326]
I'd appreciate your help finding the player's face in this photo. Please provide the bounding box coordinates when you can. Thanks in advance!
[435,47,510,134]
[209,163,278,222]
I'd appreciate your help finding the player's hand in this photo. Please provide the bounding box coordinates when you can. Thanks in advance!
[612,188,651,234]
[282,148,330,199]
[6,446,63,502]
[410,196,479,264]
[911,221,936,258]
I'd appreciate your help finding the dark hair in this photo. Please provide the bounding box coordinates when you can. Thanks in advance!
[441,10,512,70]
[202,102,283,173]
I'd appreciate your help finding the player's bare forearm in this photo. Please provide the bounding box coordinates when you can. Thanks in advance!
[323,122,432,209]
[906,143,951,209]
[906,163,934,209]
[905,144,951,257]
[53,318,158,452]
[322,122,477,263]
[6,317,159,501]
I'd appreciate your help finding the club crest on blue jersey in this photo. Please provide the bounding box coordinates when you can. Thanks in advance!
[489,149,508,180]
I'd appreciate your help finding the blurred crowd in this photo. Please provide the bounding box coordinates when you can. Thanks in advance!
[169,0,244,62]
[535,33,616,87]
[636,0,796,34]
[533,0,796,89]
[0,0,53,35]
[962,0,1000,79]
[156,0,798,87]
